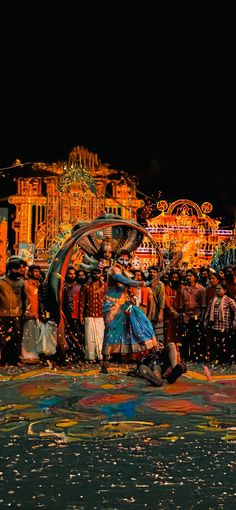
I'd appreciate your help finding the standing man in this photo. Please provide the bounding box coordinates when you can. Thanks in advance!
[148,266,165,346]
[79,267,107,363]
[62,265,83,363]
[204,283,236,364]
[179,268,206,361]
[0,257,27,365]
[163,269,183,344]
[21,264,46,364]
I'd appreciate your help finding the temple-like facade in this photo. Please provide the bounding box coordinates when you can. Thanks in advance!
[7,146,143,267]
[0,145,234,274]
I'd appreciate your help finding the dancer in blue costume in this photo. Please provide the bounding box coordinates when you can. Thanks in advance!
[101,249,158,373]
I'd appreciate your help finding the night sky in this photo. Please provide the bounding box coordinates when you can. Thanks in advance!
[1,12,235,227]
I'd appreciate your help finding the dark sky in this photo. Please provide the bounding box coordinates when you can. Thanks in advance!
[0,11,235,226]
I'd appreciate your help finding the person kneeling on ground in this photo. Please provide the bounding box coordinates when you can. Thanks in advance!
[127,342,187,386]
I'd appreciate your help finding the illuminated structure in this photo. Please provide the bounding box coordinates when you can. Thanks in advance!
[5,147,234,272]
[135,199,234,270]
[8,146,143,267]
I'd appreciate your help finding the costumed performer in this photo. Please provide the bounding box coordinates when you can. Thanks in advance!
[101,249,158,373]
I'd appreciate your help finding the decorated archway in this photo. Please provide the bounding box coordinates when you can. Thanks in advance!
[139,198,224,269]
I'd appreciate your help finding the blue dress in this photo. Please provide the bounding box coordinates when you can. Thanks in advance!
[102,270,157,356]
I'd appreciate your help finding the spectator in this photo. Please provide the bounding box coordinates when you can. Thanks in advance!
[164,270,183,344]
[80,268,107,363]
[148,265,165,345]
[62,265,83,363]
[204,283,236,364]
[21,264,46,364]
[0,257,27,365]
[179,268,206,362]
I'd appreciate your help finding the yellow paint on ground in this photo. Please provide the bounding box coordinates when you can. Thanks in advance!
[1,367,236,382]
[0,403,31,410]
[159,435,180,442]
[222,434,236,441]
[55,420,78,428]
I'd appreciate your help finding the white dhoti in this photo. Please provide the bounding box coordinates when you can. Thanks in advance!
[84,317,105,361]
[21,319,41,361]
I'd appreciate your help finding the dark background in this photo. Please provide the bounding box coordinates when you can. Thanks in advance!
[0,8,235,226]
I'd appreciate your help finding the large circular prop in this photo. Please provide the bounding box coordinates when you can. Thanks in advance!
[46,215,164,323]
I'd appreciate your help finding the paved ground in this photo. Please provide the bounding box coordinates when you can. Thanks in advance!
[1,361,236,509]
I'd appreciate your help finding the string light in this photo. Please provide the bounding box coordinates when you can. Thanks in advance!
[0,161,33,174]
[0,153,235,273]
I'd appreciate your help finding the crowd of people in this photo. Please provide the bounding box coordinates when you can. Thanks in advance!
[1,249,236,386]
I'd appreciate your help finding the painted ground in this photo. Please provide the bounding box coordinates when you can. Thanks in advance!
[1,364,236,509]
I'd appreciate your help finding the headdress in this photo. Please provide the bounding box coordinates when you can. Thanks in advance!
[46,214,164,325]
[73,214,146,260]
